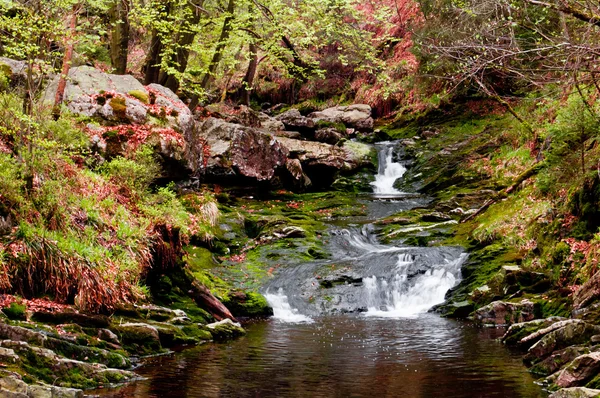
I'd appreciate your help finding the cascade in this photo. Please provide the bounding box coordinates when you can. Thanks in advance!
[371,142,407,195]
[264,143,465,321]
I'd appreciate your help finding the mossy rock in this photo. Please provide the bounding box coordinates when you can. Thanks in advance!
[110,323,162,355]
[222,291,273,318]
[206,319,245,341]
[109,97,127,119]
[128,90,149,104]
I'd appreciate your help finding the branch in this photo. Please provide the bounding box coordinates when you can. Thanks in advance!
[525,0,600,28]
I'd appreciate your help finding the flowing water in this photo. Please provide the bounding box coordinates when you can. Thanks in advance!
[94,142,546,397]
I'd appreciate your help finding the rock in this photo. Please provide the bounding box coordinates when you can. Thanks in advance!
[137,305,188,322]
[472,300,535,326]
[194,117,288,182]
[500,265,551,294]
[30,311,109,328]
[0,341,134,389]
[0,376,27,394]
[28,384,83,398]
[549,388,600,398]
[420,212,452,222]
[530,346,590,376]
[42,67,193,172]
[98,329,120,345]
[110,323,162,354]
[308,104,374,131]
[222,291,273,318]
[555,352,600,388]
[314,128,344,145]
[206,319,246,341]
[274,131,303,139]
[285,158,311,188]
[526,321,600,364]
[439,300,474,318]
[0,347,19,364]
[0,57,27,88]
[502,317,567,346]
[574,270,600,310]
[258,112,285,132]
[275,109,315,133]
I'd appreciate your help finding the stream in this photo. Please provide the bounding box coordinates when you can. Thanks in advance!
[96,142,546,397]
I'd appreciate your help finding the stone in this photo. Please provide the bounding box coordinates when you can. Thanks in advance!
[472,300,535,326]
[193,117,288,182]
[258,112,285,132]
[0,57,27,88]
[555,352,600,388]
[420,212,452,222]
[574,270,600,310]
[98,329,120,345]
[275,109,315,133]
[308,104,374,131]
[549,387,600,398]
[206,319,246,341]
[526,321,600,364]
[530,346,590,376]
[110,323,162,354]
[314,128,344,145]
[502,317,567,347]
[0,376,27,394]
[222,291,273,318]
[31,311,109,328]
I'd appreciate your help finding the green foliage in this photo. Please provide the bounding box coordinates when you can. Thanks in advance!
[102,145,161,192]
[2,301,27,320]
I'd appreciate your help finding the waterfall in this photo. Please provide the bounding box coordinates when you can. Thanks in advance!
[363,253,467,318]
[265,288,313,323]
[371,142,407,195]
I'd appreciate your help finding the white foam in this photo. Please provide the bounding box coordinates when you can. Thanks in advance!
[265,288,313,323]
[371,145,406,195]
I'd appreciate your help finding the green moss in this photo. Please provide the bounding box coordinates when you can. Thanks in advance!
[2,302,27,320]
[109,96,127,119]
[128,90,149,104]
[181,324,212,341]
[222,291,273,318]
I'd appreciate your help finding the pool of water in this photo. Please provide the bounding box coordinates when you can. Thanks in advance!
[94,314,545,398]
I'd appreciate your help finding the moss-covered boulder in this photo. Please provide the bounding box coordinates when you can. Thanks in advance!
[222,291,273,318]
[526,321,600,365]
[472,299,535,326]
[549,387,600,398]
[555,352,600,388]
[206,319,245,341]
[110,323,162,355]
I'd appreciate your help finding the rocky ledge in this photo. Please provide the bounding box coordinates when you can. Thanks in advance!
[0,303,247,395]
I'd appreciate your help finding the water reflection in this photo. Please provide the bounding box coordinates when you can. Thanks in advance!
[93,314,545,398]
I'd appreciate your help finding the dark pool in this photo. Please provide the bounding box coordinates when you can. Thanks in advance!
[92,314,545,398]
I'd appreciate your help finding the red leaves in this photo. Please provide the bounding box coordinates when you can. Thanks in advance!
[85,124,184,152]
[0,295,72,313]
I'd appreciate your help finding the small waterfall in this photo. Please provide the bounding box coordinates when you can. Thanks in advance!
[364,253,467,318]
[371,142,407,195]
[265,288,313,323]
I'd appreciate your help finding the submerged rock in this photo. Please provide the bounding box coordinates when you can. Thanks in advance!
[221,291,273,318]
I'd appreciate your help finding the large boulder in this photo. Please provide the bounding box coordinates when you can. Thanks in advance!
[43,66,194,171]
[308,104,374,132]
[193,117,288,182]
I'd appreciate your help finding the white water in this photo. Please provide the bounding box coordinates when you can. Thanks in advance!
[364,253,467,318]
[265,289,313,323]
[371,144,407,195]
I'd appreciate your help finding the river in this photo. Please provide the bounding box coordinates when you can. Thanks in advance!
[95,142,546,397]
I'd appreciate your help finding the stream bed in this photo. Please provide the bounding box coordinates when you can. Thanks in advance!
[94,142,546,397]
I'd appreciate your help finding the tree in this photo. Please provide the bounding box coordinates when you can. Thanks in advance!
[109,0,130,74]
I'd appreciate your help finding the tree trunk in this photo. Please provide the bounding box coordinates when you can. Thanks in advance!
[189,280,236,321]
[238,41,258,105]
[53,5,78,120]
[188,0,235,111]
[143,30,163,85]
[163,0,204,92]
[109,0,130,75]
